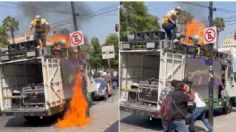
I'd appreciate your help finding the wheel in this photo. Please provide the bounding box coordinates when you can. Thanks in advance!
[223,101,232,114]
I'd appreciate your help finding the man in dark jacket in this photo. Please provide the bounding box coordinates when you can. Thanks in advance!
[168,80,195,132]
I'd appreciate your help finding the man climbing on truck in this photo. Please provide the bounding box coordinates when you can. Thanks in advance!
[28,15,51,47]
[162,6,182,40]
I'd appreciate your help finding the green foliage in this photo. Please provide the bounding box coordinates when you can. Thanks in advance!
[2,16,19,44]
[0,26,9,48]
[214,17,225,33]
[103,33,119,69]
[89,37,103,71]
[120,2,160,41]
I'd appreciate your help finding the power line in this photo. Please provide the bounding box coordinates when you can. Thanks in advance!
[180,2,209,9]
[5,2,75,15]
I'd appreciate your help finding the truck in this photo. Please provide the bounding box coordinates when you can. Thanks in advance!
[119,31,236,120]
[0,40,86,121]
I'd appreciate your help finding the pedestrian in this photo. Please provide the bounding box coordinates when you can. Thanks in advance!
[192,91,213,132]
[168,79,195,132]
[162,6,182,40]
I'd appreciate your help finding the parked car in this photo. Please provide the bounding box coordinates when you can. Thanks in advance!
[93,78,109,100]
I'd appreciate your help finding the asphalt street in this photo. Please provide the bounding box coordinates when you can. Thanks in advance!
[120,108,236,132]
[0,89,119,132]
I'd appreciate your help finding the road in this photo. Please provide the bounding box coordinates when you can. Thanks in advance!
[120,108,236,132]
[0,89,118,132]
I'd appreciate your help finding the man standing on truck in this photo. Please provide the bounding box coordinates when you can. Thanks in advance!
[168,80,195,132]
[28,15,51,47]
[162,6,182,40]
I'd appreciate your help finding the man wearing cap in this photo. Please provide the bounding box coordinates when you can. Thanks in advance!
[28,15,51,47]
[168,79,195,132]
[162,6,182,40]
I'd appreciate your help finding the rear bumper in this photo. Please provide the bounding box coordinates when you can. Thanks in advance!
[1,104,64,116]
[120,101,161,118]
[1,108,48,116]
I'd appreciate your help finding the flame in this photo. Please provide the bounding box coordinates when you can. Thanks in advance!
[46,34,70,48]
[183,19,205,46]
[55,73,90,128]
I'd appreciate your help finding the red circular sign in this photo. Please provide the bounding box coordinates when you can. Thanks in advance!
[70,32,83,46]
[204,28,216,43]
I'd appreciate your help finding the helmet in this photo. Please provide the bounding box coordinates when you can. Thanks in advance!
[35,15,41,19]
[175,6,182,11]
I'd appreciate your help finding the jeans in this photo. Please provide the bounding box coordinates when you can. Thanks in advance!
[162,22,177,40]
[34,32,46,47]
[192,107,212,131]
[168,120,189,132]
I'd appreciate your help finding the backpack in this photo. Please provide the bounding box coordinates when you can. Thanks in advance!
[160,91,176,121]
[160,91,185,121]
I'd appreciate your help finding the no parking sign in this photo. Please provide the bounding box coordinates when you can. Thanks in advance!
[70,31,84,47]
[204,26,217,44]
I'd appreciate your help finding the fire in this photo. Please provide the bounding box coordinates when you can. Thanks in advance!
[55,73,90,128]
[183,19,205,46]
[46,34,70,48]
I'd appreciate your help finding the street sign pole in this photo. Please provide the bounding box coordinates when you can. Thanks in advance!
[101,45,115,103]
[208,1,216,126]
[108,59,113,103]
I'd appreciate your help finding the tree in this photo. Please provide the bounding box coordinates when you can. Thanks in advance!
[120,2,160,41]
[214,17,225,49]
[89,37,102,71]
[103,33,119,69]
[0,26,9,48]
[214,17,225,33]
[2,16,19,44]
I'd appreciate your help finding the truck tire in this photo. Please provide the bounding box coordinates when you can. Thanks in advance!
[223,102,232,114]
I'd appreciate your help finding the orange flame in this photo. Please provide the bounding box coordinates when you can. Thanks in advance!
[183,19,205,46]
[55,73,90,128]
[46,34,70,48]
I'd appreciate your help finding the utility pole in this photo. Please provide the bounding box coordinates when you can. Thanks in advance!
[208,1,216,127]
[71,2,78,31]
[71,2,80,52]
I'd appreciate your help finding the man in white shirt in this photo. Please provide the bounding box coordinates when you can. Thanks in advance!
[192,92,213,132]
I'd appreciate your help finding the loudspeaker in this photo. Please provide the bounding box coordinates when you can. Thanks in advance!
[134,32,144,41]
[152,31,165,40]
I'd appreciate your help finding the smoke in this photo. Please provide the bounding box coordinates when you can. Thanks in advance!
[15,2,92,34]
[176,2,209,26]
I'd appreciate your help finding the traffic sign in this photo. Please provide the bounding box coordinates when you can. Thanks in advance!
[70,31,84,47]
[204,26,217,44]
[102,45,115,59]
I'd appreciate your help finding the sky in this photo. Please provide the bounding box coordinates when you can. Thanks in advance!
[144,1,236,46]
[0,2,119,44]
